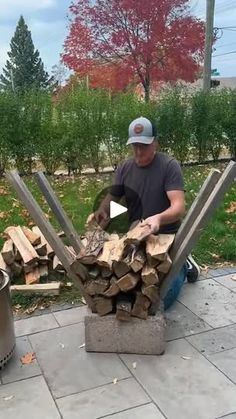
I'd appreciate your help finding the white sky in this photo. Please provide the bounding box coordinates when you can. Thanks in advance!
[0,0,236,77]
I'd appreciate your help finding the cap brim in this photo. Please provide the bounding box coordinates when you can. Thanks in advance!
[126,136,154,145]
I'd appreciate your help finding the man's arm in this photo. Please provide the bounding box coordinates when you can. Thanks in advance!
[86,193,120,228]
[86,165,125,228]
[141,190,185,234]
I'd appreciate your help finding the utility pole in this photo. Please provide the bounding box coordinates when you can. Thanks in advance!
[203,0,215,91]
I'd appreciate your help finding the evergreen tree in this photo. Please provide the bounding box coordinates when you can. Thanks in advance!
[0,16,51,92]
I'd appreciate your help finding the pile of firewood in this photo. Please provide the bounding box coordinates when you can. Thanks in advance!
[77,223,175,320]
[0,226,67,295]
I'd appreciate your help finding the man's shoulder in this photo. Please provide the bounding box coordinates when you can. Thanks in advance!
[117,158,135,172]
[157,152,182,170]
[156,152,178,164]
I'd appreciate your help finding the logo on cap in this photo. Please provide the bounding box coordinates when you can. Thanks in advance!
[134,123,144,134]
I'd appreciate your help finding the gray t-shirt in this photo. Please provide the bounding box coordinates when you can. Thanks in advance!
[111,152,184,234]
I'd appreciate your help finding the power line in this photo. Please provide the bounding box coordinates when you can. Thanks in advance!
[213,50,236,57]
[196,0,236,17]
[215,41,236,49]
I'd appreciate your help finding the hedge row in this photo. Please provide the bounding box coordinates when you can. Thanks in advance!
[0,87,235,175]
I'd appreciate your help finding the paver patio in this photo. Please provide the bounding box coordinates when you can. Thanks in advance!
[1,267,236,419]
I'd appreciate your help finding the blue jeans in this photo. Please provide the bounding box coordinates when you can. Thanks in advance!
[163,263,187,311]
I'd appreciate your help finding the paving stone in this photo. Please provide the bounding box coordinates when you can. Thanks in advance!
[1,336,41,384]
[222,267,236,275]
[186,324,236,356]
[121,339,236,419]
[53,306,88,327]
[200,271,213,279]
[102,403,165,419]
[208,269,229,277]
[57,377,150,419]
[29,323,131,398]
[214,274,236,291]
[178,280,236,328]
[165,301,212,341]
[208,347,236,384]
[50,302,82,312]
[14,313,59,337]
[0,376,60,419]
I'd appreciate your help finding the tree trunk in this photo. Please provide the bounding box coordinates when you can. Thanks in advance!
[144,84,150,102]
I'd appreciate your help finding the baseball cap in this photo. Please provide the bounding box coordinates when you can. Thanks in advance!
[127,117,157,145]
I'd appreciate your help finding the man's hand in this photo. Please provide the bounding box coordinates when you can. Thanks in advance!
[86,208,109,228]
[141,214,161,234]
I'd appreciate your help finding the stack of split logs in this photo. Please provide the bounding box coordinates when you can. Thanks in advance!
[78,223,175,320]
[0,226,67,295]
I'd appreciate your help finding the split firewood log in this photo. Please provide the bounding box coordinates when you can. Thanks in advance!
[124,222,151,246]
[97,238,125,269]
[116,300,132,321]
[84,278,109,296]
[9,261,22,277]
[103,277,120,297]
[39,264,48,278]
[88,265,100,279]
[101,266,113,278]
[146,234,175,262]
[5,226,39,267]
[32,226,54,257]
[53,255,63,271]
[25,268,40,285]
[142,284,160,304]
[21,226,41,246]
[78,228,109,264]
[132,292,151,320]
[117,272,140,292]
[1,239,15,264]
[113,251,131,278]
[130,248,146,272]
[141,264,159,286]
[93,296,113,316]
[0,252,9,272]
[156,254,172,274]
[35,242,47,257]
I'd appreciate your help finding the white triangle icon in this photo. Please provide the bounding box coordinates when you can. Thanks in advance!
[110,201,128,219]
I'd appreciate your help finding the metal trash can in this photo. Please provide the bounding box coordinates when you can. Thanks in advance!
[0,269,15,369]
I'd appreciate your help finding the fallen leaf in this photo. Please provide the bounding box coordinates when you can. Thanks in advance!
[0,187,9,196]
[79,343,85,348]
[21,352,36,365]
[20,209,30,218]
[113,378,118,384]
[25,304,38,315]
[0,211,8,219]
[132,362,137,369]
[209,253,220,259]
[3,395,14,401]
[181,356,191,360]
[225,202,236,214]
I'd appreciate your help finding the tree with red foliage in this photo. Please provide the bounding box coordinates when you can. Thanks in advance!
[63,0,205,101]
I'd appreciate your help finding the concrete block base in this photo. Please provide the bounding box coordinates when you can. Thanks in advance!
[84,312,166,355]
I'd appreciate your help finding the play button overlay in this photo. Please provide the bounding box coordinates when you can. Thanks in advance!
[110,201,127,219]
[92,185,143,233]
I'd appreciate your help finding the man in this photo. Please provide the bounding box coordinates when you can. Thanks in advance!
[87,117,199,309]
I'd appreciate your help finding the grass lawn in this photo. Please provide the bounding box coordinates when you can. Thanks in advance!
[0,162,235,311]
